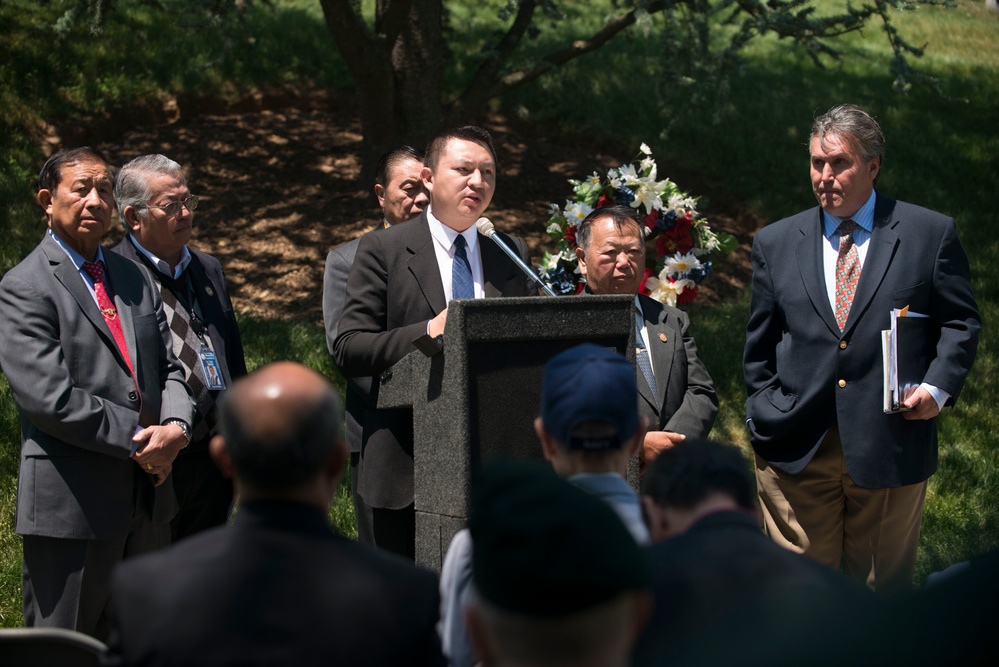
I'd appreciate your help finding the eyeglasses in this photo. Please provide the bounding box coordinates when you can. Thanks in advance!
[139,195,199,217]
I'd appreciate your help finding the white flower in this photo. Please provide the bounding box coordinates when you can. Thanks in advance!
[631,182,662,214]
[665,252,702,278]
[547,222,563,235]
[563,200,593,225]
[588,172,601,187]
[640,142,652,156]
[648,274,696,308]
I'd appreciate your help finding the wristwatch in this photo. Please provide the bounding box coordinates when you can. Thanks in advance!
[163,418,192,448]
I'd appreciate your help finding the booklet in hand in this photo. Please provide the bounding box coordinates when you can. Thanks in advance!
[882,306,931,414]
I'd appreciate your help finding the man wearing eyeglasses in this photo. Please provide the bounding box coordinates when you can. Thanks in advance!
[111,154,247,542]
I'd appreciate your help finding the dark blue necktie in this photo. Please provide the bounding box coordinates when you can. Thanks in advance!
[635,317,659,397]
[452,234,474,300]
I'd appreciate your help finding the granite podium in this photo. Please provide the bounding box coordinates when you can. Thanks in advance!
[374,294,635,569]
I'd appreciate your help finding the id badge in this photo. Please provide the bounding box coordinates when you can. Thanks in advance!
[199,347,226,390]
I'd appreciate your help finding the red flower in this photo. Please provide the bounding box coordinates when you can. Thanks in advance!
[643,209,659,232]
[564,224,578,249]
[596,194,613,209]
[638,267,654,296]
[677,284,699,305]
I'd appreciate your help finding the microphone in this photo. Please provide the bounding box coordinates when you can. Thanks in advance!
[475,218,557,297]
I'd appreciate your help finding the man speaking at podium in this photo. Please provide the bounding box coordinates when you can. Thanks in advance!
[333,126,535,559]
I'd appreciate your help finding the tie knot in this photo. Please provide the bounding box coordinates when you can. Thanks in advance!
[454,234,468,254]
[839,220,857,237]
[82,261,105,282]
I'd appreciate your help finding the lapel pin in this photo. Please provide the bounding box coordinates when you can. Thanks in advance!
[205,286,214,297]
[659,332,668,343]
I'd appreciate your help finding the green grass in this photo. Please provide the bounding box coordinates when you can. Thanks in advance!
[2,0,998,626]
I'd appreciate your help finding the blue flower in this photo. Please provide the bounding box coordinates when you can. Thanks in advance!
[613,186,635,207]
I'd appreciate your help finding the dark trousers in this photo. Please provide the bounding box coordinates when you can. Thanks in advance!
[170,443,234,542]
[371,505,416,561]
[351,452,375,546]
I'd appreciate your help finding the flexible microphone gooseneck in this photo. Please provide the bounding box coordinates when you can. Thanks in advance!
[475,218,557,297]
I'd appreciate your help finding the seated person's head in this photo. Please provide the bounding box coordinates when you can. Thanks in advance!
[641,438,757,541]
[466,461,652,667]
[535,343,648,477]
[210,362,346,506]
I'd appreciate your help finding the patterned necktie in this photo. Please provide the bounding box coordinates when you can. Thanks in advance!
[452,234,474,300]
[834,220,861,331]
[82,260,135,377]
[635,317,659,398]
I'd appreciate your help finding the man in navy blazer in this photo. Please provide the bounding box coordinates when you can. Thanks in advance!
[333,126,535,558]
[0,147,193,638]
[744,104,980,593]
[323,145,427,546]
[111,154,247,541]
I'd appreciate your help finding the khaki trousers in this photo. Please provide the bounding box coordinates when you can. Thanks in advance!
[755,426,927,595]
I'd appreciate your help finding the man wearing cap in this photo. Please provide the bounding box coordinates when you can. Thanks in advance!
[575,205,717,463]
[438,343,650,666]
[465,461,652,667]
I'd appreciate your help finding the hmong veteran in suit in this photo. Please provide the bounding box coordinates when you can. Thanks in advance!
[0,147,194,639]
[105,362,446,667]
[323,145,427,547]
[333,126,536,559]
[111,154,247,541]
[744,104,981,594]
[575,205,718,465]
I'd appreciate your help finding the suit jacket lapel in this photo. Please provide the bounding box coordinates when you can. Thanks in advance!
[105,252,141,374]
[844,195,899,335]
[46,239,115,344]
[794,209,840,336]
[640,297,675,413]
[406,214,448,315]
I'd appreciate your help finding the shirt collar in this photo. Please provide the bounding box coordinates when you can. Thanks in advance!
[128,235,192,279]
[47,228,105,269]
[427,206,479,253]
[822,190,876,239]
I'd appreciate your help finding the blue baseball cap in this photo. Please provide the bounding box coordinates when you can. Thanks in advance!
[540,343,640,450]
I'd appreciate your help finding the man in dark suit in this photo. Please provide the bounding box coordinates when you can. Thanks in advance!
[634,439,873,667]
[574,205,717,464]
[744,104,981,593]
[333,126,535,558]
[322,145,427,546]
[0,147,194,639]
[104,362,446,667]
[111,154,247,541]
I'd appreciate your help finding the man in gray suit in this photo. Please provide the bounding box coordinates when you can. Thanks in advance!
[575,205,718,465]
[0,147,193,639]
[111,154,247,542]
[322,145,427,546]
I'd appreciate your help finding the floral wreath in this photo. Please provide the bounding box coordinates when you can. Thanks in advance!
[539,144,737,307]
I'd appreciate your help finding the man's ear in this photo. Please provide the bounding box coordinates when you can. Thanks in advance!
[374,184,386,210]
[37,189,53,217]
[122,205,142,233]
[641,495,668,543]
[535,417,557,462]
[209,435,235,479]
[575,246,587,276]
[420,166,434,191]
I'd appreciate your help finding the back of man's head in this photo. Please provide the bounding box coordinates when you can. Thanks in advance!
[643,438,754,512]
[213,362,345,498]
[537,343,644,474]
[467,460,652,667]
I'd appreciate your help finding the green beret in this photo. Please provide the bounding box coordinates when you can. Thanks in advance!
[469,460,652,617]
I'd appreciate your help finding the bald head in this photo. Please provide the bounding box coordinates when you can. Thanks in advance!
[214,362,344,496]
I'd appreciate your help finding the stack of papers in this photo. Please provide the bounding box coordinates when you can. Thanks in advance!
[881,306,930,414]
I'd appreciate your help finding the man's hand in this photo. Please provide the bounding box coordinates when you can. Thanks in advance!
[642,431,686,463]
[428,307,448,339]
[132,424,186,482]
[902,386,941,421]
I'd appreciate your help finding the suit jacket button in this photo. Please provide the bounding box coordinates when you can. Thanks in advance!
[839,340,848,349]
[128,390,138,401]
[838,379,847,388]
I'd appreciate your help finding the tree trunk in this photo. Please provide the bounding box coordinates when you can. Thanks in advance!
[320,0,444,182]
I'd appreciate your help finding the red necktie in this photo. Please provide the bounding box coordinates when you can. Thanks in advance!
[834,220,860,331]
[82,260,136,378]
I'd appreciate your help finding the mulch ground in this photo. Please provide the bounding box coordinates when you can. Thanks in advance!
[86,90,764,323]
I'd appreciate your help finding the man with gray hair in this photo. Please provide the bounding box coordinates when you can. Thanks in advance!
[744,103,980,593]
[112,154,247,541]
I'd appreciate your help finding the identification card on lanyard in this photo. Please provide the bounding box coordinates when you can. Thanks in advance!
[198,344,226,390]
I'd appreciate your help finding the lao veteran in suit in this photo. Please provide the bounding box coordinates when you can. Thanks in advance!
[104,362,446,667]
[744,104,981,594]
[333,126,536,558]
[0,147,194,639]
[111,154,247,542]
[575,205,718,464]
[323,145,427,547]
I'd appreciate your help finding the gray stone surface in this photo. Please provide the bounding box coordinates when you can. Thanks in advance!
[376,294,635,569]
